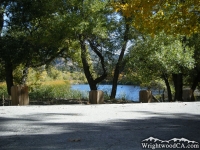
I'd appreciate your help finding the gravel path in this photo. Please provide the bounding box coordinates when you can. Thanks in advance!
[0,102,200,150]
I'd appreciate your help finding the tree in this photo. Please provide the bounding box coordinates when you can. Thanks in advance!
[78,0,109,90]
[127,33,195,101]
[56,0,113,91]
[112,0,200,36]
[0,0,69,95]
[112,0,199,101]
[110,16,130,99]
[186,34,200,101]
[2,0,128,96]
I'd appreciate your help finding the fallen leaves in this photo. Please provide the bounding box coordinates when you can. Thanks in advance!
[68,138,81,142]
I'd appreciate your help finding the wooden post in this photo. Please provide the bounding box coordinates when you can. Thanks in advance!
[11,85,19,105]
[89,90,104,104]
[139,90,152,103]
[2,94,4,106]
[183,89,192,102]
[11,85,29,106]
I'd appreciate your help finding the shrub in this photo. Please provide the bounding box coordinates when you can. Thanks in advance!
[29,80,70,100]
[0,82,8,99]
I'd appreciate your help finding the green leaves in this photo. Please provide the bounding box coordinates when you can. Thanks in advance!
[153,37,195,73]
[128,33,195,86]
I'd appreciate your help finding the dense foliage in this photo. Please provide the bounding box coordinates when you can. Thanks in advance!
[0,0,200,101]
[112,0,200,36]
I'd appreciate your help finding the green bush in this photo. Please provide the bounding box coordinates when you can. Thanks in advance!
[47,66,64,80]
[29,80,88,100]
[0,83,8,99]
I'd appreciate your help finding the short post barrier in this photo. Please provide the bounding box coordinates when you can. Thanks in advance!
[139,90,152,103]
[183,89,192,102]
[89,90,104,104]
[2,94,5,106]
[11,85,29,106]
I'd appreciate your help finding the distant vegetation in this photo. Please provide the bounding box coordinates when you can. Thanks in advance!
[0,65,131,101]
[1,0,200,102]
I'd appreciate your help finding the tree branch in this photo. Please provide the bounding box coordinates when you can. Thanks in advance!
[88,39,107,83]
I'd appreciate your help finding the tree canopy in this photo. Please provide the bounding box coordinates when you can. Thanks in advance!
[0,0,70,94]
[112,0,200,36]
[0,0,200,102]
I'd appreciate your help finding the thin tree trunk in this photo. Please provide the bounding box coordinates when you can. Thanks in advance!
[110,62,120,99]
[5,60,14,95]
[162,73,172,102]
[172,73,183,101]
[110,19,129,99]
[21,62,29,85]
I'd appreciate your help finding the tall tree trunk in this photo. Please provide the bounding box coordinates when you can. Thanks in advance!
[110,19,129,99]
[0,9,3,33]
[79,36,97,90]
[5,60,14,95]
[162,73,173,102]
[172,73,183,101]
[88,40,107,84]
[190,71,200,101]
[79,35,107,91]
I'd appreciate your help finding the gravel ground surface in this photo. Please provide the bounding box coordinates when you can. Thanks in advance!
[0,102,200,150]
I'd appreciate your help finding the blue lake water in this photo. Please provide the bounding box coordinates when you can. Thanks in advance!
[71,84,144,101]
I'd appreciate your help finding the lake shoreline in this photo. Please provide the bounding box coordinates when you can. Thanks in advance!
[71,84,151,101]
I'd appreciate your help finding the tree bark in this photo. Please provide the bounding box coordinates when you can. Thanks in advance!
[190,71,200,101]
[0,9,3,33]
[5,60,14,95]
[110,19,129,99]
[79,35,107,91]
[162,73,172,102]
[88,40,107,84]
[172,73,183,101]
[21,62,29,85]
[79,36,97,90]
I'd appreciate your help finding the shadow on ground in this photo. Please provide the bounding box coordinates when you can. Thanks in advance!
[0,111,200,150]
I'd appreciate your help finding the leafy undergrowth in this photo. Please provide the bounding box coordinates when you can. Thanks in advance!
[29,98,135,105]
[0,80,136,105]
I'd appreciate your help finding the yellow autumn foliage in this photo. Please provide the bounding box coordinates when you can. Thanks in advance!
[41,80,70,86]
[111,0,200,36]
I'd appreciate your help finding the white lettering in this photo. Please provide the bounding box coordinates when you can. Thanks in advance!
[141,143,148,148]
[141,137,199,149]
[181,143,185,148]
[176,143,181,148]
